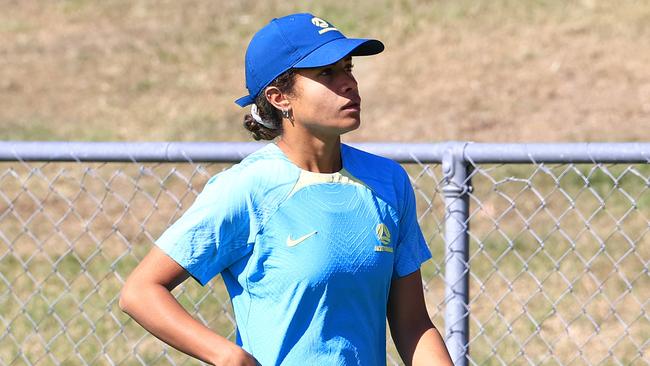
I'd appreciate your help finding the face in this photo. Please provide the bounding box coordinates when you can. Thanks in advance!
[287,57,361,136]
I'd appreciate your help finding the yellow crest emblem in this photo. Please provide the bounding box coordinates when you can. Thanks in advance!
[376,223,391,246]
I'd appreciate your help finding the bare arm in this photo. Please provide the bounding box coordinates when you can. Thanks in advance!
[387,270,453,366]
[119,246,258,366]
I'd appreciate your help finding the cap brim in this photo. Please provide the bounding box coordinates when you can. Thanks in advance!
[234,38,384,107]
[235,94,255,107]
[294,38,384,68]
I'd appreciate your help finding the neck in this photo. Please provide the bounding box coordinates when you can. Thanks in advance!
[277,133,342,173]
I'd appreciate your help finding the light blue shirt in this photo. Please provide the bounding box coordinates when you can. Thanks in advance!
[156,143,432,366]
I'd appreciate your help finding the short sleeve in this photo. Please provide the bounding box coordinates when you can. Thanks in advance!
[155,171,253,285]
[393,173,432,278]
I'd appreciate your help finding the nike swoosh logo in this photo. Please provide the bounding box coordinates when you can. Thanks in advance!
[286,231,318,247]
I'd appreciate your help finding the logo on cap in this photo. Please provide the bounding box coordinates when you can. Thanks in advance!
[311,17,338,34]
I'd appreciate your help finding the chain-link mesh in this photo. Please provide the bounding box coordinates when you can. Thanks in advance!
[0,160,446,365]
[0,158,647,365]
[465,163,649,365]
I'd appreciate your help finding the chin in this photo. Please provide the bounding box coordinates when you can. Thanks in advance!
[309,117,360,137]
[339,118,361,134]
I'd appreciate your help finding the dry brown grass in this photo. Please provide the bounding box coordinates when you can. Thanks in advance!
[1,0,649,143]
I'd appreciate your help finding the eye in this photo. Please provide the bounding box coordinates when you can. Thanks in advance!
[345,64,354,73]
[318,67,333,76]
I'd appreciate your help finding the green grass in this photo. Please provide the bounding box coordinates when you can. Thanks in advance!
[465,163,649,365]
[0,164,648,364]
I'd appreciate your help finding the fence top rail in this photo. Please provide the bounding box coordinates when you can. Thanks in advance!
[0,141,648,164]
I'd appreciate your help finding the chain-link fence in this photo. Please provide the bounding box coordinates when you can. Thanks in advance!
[0,142,648,365]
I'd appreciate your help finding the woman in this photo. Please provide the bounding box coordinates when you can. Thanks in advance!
[120,13,453,366]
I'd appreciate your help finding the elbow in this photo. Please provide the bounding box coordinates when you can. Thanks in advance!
[118,281,136,314]
[118,291,129,313]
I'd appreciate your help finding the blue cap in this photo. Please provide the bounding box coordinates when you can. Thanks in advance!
[235,13,384,107]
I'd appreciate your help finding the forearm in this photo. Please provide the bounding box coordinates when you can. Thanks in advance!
[388,271,453,365]
[392,321,453,366]
[120,282,241,365]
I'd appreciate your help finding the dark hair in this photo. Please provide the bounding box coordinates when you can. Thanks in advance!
[243,69,296,140]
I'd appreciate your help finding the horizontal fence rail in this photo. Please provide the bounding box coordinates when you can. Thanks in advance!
[0,141,648,365]
[2,141,649,163]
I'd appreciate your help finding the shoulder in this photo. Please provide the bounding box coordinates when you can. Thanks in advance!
[342,143,409,185]
[342,144,411,209]
[205,143,299,192]
[196,144,300,229]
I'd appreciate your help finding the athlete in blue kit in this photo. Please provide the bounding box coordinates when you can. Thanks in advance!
[120,13,452,366]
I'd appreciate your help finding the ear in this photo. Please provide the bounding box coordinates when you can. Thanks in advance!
[264,86,291,112]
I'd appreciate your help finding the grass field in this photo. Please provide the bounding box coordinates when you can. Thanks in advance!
[0,161,647,365]
[1,0,649,365]
[1,0,649,143]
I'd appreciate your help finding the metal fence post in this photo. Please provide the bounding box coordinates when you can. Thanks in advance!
[442,143,471,365]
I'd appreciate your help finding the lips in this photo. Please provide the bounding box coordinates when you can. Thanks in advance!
[341,100,361,110]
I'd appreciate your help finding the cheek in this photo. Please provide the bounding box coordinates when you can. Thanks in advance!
[296,89,337,120]
[311,95,337,116]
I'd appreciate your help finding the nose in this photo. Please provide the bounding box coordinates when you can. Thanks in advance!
[339,71,358,95]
